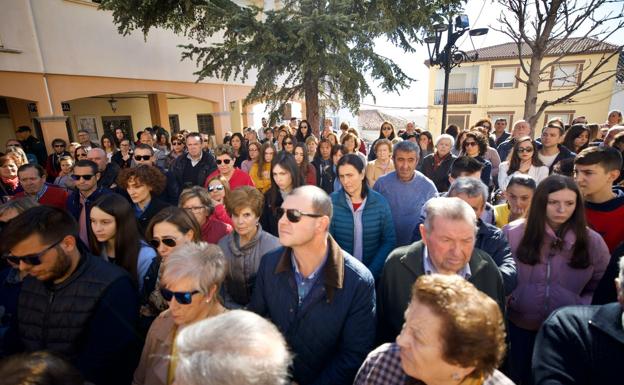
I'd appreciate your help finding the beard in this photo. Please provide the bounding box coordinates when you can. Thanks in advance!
[43,247,74,284]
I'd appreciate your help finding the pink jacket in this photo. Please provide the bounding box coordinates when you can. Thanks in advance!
[503,220,609,331]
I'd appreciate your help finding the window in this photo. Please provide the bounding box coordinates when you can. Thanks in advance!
[197,114,215,135]
[447,112,471,131]
[491,67,518,89]
[169,115,180,133]
[551,63,583,88]
[488,111,514,126]
[544,111,575,126]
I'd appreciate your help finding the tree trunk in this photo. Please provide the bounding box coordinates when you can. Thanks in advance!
[304,70,321,137]
[523,56,543,135]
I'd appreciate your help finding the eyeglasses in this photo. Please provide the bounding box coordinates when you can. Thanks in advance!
[284,141,294,145]
[216,159,232,165]
[149,237,177,248]
[3,238,62,266]
[159,288,200,305]
[184,206,206,213]
[517,147,534,153]
[276,207,323,223]
[208,185,225,192]
[134,155,152,161]
[70,174,95,181]
[464,141,478,147]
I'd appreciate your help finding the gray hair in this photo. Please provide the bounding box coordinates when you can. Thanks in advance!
[0,197,39,217]
[161,242,226,294]
[447,177,488,208]
[175,310,292,385]
[423,197,477,233]
[88,147,106,157]
[179,186,215,216]
[291,185,333,220]
[393,140,421,158]
[434,133,455,148]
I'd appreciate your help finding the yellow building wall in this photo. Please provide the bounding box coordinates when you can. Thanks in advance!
[167,98,214,132]
[427,52,619,135]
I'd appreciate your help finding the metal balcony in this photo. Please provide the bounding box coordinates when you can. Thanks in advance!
[434,88,478,105]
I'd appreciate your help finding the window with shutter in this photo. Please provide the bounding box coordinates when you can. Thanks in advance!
[491,67,517,88]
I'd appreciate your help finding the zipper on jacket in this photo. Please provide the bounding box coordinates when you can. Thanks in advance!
[544,252,553,316]
[42,290,55,348]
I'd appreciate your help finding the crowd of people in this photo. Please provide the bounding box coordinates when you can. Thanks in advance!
[0,112,623,385]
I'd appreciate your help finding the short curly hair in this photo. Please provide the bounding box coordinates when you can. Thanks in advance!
[410,275,506,380]
[215,144,234,159]
[462,131,488,156]
[117,165,166,195]
[225,185,264,217]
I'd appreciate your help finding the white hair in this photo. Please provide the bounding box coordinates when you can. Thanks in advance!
[434,133,455,148]
[423,197,477,233]
[161,242,226,294]
[175,310,292,385]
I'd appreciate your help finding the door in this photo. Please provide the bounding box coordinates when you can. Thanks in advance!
[102,116,133,140]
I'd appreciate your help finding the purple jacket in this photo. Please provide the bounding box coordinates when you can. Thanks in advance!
[503,220,609,331]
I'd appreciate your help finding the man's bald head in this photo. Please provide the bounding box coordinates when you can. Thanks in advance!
[290,185,333,220]
[87,148,107,171]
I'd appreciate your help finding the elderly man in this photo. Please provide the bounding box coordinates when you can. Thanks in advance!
[497,119,531,161]
[532,256,624,384]
[87,148,119,189]
[2,206,139,385]
[249,185,376,385]
[373,141,437,246]
[175,310,292,385]
[76,129,99,151]
[377,197,505,343]
[15,164,67,210]
[169,132,217,191]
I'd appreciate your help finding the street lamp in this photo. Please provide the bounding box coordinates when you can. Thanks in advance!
[425,15,488,134]
[108,96,118,113]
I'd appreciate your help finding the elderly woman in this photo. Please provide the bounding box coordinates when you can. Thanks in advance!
[179,186,232,244]
[204,144,254,191]
[133,242,227,385]
[419,134,457,193]
[365,139,395,187]
[354,274,512,385]
[218,186,280,308]
[0,155,20,201]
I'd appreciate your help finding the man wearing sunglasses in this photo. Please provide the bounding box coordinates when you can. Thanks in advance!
[45,138,70,183]
[15,164,68,210]
[132,144,179,205]
[65,160,110,247]
[1,206,140,385]
[170,132,217,192]
[249,185,376,385]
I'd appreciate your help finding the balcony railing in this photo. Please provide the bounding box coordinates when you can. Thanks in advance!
[434,88,478,105]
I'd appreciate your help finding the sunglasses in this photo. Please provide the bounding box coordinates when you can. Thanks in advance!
[276,207,323,223]
[208,185,225,192]
[216,159,232,165]
[284,141,294,145]
[71,174,95,181]
[134,155,151,161]
[172,142,183,145]
[382,127,392,131]
[3,238,62,266]
[149,237,177,248]
[464,141,478,147]
[160,288,200,305]
[517,147,534,153]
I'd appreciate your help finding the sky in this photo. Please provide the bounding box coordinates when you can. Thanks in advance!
[365,0,624,114]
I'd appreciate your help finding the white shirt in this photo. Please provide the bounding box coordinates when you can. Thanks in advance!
[538,151,559,168]
[498,161,549,190]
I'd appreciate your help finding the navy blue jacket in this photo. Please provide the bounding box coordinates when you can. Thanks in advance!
[248,236,376,385]
[66,187,112,243]
[535,143,576,173]
[329,189,396,281]
[476,219,517,295]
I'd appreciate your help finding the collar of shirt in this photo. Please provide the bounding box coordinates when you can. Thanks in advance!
[423,246,471,279]
[134,200,151,218]
[291,249,328,305]
[187,152,203,166]
[28,183,48,201]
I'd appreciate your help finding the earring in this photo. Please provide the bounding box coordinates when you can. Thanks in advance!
[451,373,461,381]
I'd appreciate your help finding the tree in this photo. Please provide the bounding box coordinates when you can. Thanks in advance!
[99,0,462,134]
[496,0,624,129]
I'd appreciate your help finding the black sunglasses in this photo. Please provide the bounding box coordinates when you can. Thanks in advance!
[208,185,225,192]
[3,238,62,266]
[149,237,177,248]
[134,155,152,161]
[276,207,323,223]
[216,159,232,165]
[159,288,200,305]
[284,141,294,145]
[71,174,95,181]
[172,142,184,145]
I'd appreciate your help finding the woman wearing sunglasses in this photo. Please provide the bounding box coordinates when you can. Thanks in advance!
[117,165,171,237]
[281,133,296,154]
[329,154,396,281]
[165,134,185,170]
[460,130,492,187]
[260,152,303,236]
[368,121,396,161]
[498,136,549,191]
[295,119,313,143]
[89,193,156,292]
[74,146,88,162]
[249,142,275,193]
[179,186,232,244]
[205,175,234,227]
[203,144,254,191]
[133,242,226,385]
[140,207,201,332]
[219,186,280,308]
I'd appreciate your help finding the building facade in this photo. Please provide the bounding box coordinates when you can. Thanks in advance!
[426,38,621,134]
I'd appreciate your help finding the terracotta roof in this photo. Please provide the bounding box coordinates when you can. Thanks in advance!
[468,37,620,62]
[358,110,408,141]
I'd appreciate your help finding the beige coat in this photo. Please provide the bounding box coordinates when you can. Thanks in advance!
[133,310,175,385]
[365,159,395,187]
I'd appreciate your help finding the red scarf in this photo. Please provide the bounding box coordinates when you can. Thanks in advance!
[1,176,19,191]
[433,153,450,170]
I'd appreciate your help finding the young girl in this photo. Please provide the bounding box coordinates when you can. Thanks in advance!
[100,134,117,163]
[503,175,609,384]
[249,142,275,193]
[293,142,317,185]
[241,141,260,173]
[89,193,157,292]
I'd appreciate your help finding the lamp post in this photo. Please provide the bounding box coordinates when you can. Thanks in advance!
[425,15,488,134]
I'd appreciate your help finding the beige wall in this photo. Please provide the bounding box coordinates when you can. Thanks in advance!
[427,52,619,133]
[0,117,14,147]
[167,97,214,132]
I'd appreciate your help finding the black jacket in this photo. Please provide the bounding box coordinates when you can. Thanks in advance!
[475,219,517,295]
[535,143,576,173]
[169,151,217,191]
[20,135,48,166]
[66,187,112,244]
[98,162,120,189]
[260,191,284,237]
[136,198,171,237]
[533,303,624,385]
[10,252,140,385]
[418,153,456,193]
